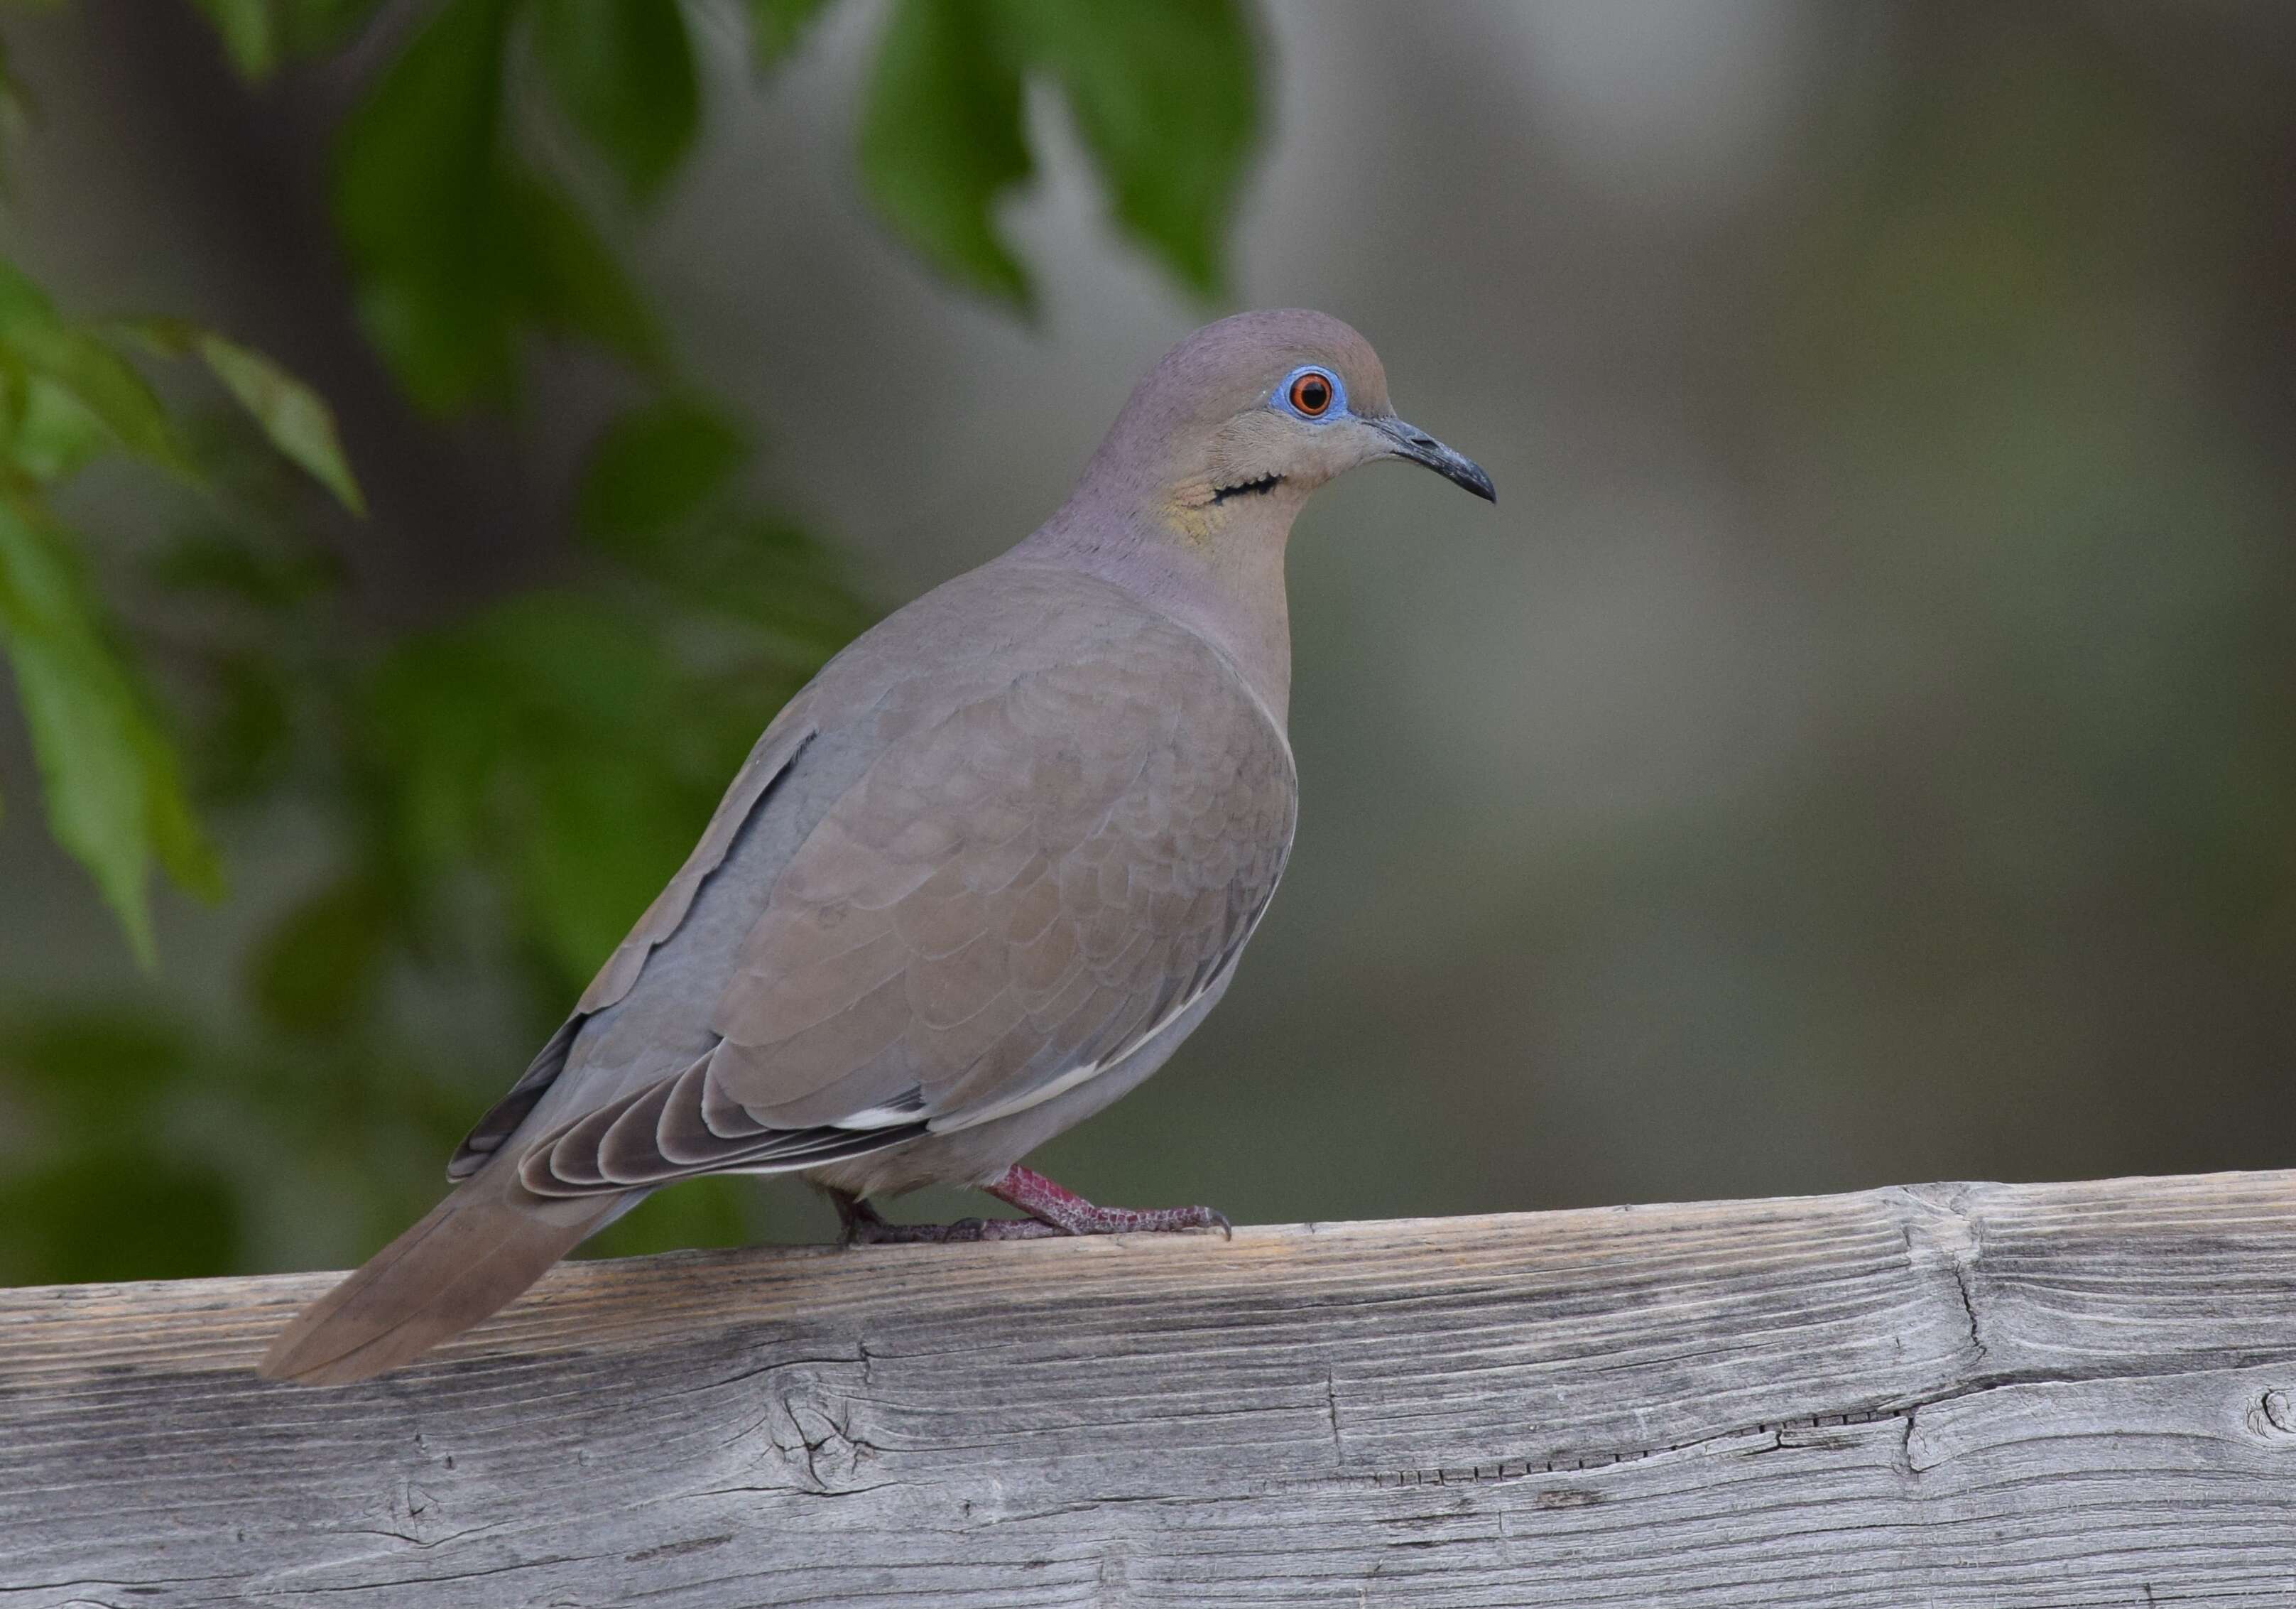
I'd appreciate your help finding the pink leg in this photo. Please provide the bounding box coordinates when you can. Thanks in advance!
[986,1165,1230,1237]
[832,1167,1229,1246]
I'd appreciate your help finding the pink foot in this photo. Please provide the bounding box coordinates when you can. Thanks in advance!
[988,1164,1231,1237]
[832,1166,1230,1245]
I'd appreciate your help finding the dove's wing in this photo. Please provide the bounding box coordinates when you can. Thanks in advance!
[511,578,1294,1197]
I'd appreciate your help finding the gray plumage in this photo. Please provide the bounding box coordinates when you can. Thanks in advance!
[260,309,1492,1385]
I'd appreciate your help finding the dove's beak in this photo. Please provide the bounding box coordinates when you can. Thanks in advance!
[1373,416,1496,503]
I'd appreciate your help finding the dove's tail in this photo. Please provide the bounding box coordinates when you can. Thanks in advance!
[256,1161,632,1387]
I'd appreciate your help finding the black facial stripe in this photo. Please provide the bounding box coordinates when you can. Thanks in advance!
[1211,472,1284,504]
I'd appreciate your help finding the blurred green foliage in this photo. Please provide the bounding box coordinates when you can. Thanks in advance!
[863,0,1257,303]
[188,0,381,80]
[0,261,362,962]
[0,0,1263,1282]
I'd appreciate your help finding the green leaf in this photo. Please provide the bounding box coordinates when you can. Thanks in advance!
[109,318,364,512]
[0,498,222,965]
[747,0,834,72]
[533,0,700,203]
[192,333,366,513]
[503,172,663,372]
[859,0,1033,307]
[851,0,1259,303]
[1003,0,1258,297]
[143,727,224,901]
[332,0,521,411]
[181,335,365,514]
[334,0,662,411]
[0,259,196,478]
[193,0,279,79]
[4,376,109,484]
[575,398,749,550]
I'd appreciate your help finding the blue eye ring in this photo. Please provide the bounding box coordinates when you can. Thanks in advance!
[1276,365,1344,421]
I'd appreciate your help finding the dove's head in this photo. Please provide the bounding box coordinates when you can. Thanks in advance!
[1065,308,1495,546]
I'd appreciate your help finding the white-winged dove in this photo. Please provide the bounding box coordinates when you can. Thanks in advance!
[260,309,1494,1385]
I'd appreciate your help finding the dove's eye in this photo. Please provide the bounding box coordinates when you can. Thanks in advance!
[1283,367,1339,418]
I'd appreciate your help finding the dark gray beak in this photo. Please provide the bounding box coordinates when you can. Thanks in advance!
[1374,416,1496,503]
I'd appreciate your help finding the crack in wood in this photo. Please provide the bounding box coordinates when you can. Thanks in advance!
[1366,1353,2296,1490]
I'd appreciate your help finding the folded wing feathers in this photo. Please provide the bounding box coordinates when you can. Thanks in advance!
[515,612,1293,1201]
[446,1016,580,1182]
[518,1049,930,1197]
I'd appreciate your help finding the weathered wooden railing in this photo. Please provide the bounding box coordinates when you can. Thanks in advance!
[6,1169,2296,1605]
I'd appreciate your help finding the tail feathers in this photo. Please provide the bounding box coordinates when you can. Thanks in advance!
[258,1166,627,1387]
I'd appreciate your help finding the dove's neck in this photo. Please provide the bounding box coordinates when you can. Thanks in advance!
[1021,494,1298,729]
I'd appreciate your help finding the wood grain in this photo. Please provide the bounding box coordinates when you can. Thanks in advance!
[6,1171,2296,1606]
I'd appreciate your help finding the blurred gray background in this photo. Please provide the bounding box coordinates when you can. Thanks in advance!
[4,0,2293,1268]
